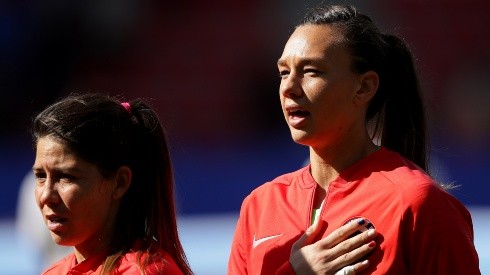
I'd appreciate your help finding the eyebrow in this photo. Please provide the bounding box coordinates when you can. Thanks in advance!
[277,59,286,67]
[277,57,326,67]
[32,166,82,175]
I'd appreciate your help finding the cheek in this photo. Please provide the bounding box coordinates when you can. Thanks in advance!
[279,95,287,112]
[279,89,285,101]
[59,182,100,210]
[34,186,42,207]
[81,194,114,226]
[68,190,110,225]
[304,80,330,103]
[303,78,321,91]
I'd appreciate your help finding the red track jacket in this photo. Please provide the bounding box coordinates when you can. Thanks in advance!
[228,147,480,274]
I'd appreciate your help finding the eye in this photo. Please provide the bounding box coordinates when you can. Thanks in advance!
[278,70,290,79]
[34,171,47,185]
[34,172,46,179]
[304,68,322,75]
[59,173,77,183]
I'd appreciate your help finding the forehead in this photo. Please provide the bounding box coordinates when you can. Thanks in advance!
[34,137,78,167]
[279,24,346,62]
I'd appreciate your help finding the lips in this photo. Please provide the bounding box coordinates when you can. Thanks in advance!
[45,214,68,231]
[285,105,310,127]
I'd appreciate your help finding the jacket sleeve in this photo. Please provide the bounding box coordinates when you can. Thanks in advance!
[228,197,250,275]
[402,182,481,274]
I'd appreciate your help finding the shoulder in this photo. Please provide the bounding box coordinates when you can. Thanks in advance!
[117,248,183,275]
[380,150,467,213]
[42,254,76,275]
[365,148,438,201]
[144,250,184,275]
[241,166,311,207]
[359,148,471,218]
[249,166,311,197]
[374,151,474,232]
[400,179,473,226]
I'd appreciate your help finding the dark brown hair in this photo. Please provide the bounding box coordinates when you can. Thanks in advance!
[33,93,193,274]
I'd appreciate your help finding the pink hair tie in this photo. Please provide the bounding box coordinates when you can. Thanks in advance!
[121,102,132,114]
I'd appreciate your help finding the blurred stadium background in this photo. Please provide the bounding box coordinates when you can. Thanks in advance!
[1,0,489,274]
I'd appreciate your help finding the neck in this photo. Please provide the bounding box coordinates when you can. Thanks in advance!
[74,231,112,264]
[309,135,378,190]
[73,209,118,263]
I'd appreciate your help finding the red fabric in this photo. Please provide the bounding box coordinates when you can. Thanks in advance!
[42,242,183,275]
[228,147,480,274]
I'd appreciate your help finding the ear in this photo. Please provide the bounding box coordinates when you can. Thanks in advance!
[353,71,379,106]
[112,166,132,200]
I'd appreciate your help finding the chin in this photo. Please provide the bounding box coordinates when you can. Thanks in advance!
[50,232,72,247]
[291,133,309,146]
[290,131,312,146]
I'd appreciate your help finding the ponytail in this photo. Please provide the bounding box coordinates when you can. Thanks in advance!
[108,99,193,275]
[374,34,428,171]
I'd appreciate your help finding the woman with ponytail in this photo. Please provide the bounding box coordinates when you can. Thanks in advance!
[229,4,480,274]
[32,93,193,274]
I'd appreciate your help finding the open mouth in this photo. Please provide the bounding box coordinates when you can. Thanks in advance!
[46,214,68,226]
[48,217,67,223]
[289,109,310,118]
[285,105,310,127]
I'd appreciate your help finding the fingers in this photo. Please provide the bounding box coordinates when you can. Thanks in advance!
[334,265,355,275]
[291,218,325,252]
[351,259,370,273]
[314,218,377,271]
[289,219,327,274]
[289,218,376,275]
[329,238,375,271]
[333,260,369,275]
[318,218,373,249]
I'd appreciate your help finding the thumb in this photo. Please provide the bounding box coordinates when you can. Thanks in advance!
[291,218,324,252]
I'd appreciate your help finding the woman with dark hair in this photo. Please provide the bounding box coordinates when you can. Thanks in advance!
[228,4,480,274]
[32,93,193,274]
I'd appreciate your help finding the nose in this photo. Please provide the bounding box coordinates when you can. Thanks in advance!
[37,178,61,207]
[280,73,303,99]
